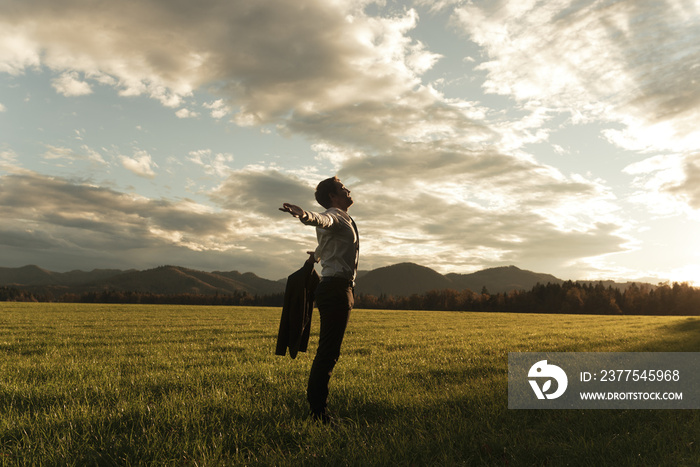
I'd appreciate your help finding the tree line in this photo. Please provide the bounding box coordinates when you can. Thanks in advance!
[355,281,699,315]
[1,281,699,315]
[0,287,284,307]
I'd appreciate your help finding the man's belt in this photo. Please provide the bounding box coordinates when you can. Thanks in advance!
[320,276,355,289]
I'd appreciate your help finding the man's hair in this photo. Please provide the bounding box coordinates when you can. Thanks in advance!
[315,176,341,209]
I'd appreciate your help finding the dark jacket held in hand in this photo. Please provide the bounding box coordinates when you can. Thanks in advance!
[275,260,320,358]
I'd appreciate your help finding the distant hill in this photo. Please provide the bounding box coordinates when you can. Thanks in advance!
[0,265,129,286]
[0,263,654,299]
[88,266,266,296]
[0,265,55,286]
[212,270,287,295]
[355,263,453,296]
[0,265,285,297]
[445,265,563,294]
[354,263,563,296]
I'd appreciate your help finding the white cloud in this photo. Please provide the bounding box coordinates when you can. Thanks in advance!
[454,0,700,153]
[203,99,230,119]
[0,149,18,164]
[0,26,41,74]
[51,71,93,96]
[42,144,107,165]
[187,149,234,177]
[119,150,157,178]
[622,153,700,217]
[0,103,5,112]
[175,108,199,119]
[0,1,437,123]
[43,145,74,160]
[82,145,107,165]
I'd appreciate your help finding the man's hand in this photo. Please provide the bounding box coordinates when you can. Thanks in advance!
[279,203,305,218]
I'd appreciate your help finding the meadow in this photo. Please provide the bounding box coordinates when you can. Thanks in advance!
[0,302,698,466]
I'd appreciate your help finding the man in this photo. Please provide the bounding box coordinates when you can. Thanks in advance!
[279,176,359,423]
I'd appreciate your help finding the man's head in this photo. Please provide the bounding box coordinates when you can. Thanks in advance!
[315,176,353,211]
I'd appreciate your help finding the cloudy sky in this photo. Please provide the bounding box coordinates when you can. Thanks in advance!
[1,0,699,284]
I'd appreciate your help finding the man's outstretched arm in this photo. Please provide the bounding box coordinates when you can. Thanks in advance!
[280,203,306,219]
[280,203,338,229]
[280,204,318,263]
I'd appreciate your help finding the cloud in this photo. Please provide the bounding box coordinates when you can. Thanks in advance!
[453,0,700,153]
[0,103,5,112]
[43,145,75,161]
[0,1,438,122]
[0,2,523,159]
[0,227,57,250]
[187,149,234,177]
[119,150,157,178]
[205,146,628,276]
[0,172,228,240]
[51,71,93,96]
[0,169,328,276]
[42,144,107,166]
[0,25,41,74]
[625,152,700,216]
[2,1,695,156]
[669,154,700,210]
[203,99,230,119]
[175,108,199,119]
[211,166,315,213]
[0,149,19,168]
[287,89,498,153]
[0,171,234,258]
[0,0,686,279]
[342,176,629,275]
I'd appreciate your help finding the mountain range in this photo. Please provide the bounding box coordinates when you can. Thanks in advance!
[0,263,647,298]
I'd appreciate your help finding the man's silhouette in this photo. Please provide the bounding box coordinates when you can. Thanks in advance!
[280,176,359,423]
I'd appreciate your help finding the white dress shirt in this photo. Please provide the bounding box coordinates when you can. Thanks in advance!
[300,207,359,282]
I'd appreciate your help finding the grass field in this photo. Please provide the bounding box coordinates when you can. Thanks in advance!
[0,302,698,466]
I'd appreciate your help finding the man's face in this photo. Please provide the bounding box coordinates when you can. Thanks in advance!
[332,181,353,210]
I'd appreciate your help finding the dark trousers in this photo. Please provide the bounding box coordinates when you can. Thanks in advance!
[307,278,353,414]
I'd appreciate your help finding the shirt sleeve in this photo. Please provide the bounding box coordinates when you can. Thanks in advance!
[299,209,339,229]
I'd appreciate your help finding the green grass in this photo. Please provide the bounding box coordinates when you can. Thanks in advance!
[0,303,698,466]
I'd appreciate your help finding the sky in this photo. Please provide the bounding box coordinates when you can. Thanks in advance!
[1,0,699,284]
